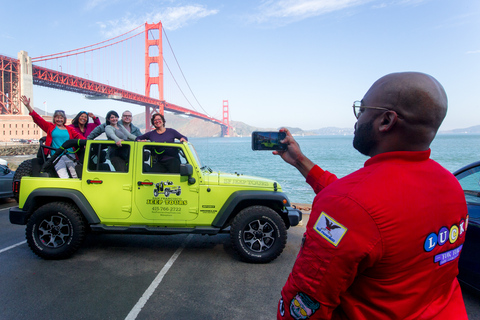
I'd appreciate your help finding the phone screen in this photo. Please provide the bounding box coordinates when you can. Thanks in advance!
[251,131,287,151]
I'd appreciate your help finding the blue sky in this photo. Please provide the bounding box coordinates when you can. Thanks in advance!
[1,0,479,131]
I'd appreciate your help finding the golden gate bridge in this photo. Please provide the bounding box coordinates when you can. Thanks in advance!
[0,22,231,136]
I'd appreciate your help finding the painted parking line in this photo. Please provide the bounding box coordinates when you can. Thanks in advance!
[125,234,194,320]
[0,240,27,254]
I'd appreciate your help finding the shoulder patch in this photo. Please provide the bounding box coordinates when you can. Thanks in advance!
[313,212,347,247]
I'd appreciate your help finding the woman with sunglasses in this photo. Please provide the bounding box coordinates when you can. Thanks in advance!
[68,110,101,139]
[20,95,83,178]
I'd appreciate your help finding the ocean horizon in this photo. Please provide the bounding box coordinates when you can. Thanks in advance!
[190,134,480,204]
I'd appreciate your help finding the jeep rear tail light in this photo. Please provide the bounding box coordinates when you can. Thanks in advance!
[13,180,20,194]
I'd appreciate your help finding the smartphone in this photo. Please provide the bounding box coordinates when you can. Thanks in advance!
[251,131,287,151]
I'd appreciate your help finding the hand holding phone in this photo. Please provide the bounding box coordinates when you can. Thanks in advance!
[251,131,287,151]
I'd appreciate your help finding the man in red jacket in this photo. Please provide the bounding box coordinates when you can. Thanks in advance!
[275,72,468,319]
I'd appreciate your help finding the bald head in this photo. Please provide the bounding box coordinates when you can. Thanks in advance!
[366,72,447,128]
[360,72,448,151]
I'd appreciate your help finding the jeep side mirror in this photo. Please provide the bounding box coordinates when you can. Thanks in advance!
[180,163,196,184]
[180,163,193,176]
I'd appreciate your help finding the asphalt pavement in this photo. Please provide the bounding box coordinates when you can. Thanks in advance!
[1,201,479,319]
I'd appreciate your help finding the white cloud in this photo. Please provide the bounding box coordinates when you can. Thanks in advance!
[0,33,14,40]
[84,0,119,11]
[395,0,429,6]
[97,4,218,38]
[253,0,372,23]
[147,5,219,30]
[466,50,480,54]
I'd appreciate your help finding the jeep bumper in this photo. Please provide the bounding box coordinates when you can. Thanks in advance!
[285,206,302,227]
[9,207,29,225]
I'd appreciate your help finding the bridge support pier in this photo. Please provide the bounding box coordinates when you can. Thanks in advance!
[221,100,230,137]
[144,22,163,131]
[18,51,33,115]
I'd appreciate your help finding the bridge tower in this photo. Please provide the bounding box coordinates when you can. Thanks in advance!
[221,100,230,137]
[144,22,163,130]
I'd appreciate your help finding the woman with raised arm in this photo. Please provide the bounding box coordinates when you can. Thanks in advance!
[20,95,82,178]
[68,110,101,139]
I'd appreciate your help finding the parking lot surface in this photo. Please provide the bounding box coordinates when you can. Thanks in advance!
[1,202,479,319]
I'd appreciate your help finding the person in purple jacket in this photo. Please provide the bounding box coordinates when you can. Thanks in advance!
[136,113,187,173]
[68,111,101,139]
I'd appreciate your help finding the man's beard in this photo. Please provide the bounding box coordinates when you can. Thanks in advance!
[353,118,376,156]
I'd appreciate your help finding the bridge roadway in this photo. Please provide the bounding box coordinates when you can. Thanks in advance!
[0,201,479,319]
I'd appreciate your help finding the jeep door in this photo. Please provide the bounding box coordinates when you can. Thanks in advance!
[81,141,134,221]
[134,143,199,224]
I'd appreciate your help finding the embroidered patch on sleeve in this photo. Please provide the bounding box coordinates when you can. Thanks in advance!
[313,212,347,247]
[289,292,320,320]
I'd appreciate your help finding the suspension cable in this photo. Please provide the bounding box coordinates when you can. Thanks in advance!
[32,24,144,61]
[162,27,211,117]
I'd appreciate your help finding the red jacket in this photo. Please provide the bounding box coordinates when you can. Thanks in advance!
[279,150,468,320]
[30,110,83,155]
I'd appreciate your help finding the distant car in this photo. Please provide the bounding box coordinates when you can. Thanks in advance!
[0,164,14,199]
[0,158,8,166]
[453,161,480,293]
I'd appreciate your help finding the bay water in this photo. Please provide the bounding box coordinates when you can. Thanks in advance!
[189,134,480,204]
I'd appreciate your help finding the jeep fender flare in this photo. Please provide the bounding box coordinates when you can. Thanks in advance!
[22,188,100,224]
[212,190,291,228]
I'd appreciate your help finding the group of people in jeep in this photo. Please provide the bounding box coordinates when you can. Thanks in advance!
[20,95,187,177]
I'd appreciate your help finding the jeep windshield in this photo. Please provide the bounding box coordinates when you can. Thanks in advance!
[187,143,203,169]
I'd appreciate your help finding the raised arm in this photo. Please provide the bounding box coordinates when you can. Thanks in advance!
[89,113,101,126]
[20,95,34,113]
[273,128,315,178]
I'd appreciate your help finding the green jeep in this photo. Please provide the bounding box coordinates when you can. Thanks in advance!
[10,139,301,263]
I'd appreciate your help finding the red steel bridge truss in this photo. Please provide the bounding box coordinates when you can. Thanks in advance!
[0,22,230,135]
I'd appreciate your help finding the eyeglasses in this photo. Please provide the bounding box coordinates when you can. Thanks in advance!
[122,114,132,118]
[353,100,399,119]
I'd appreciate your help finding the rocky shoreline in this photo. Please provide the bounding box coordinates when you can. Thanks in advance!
[0,143,39,157]
[0,144,38,170]
[292,203,312,214]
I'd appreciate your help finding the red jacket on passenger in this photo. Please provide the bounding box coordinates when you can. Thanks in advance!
[30,110,83,156]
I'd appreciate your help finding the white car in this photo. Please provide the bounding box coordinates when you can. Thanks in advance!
[0,158,8,166]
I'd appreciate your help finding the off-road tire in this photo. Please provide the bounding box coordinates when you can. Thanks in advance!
[230,205,287,263]
[26,202,86,259]
[13,159,34,202]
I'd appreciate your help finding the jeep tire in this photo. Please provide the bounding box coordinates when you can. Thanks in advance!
[26,202,86,259]
[230,205,287,263]
[13,159,34,202]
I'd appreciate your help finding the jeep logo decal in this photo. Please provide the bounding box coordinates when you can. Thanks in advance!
[153,181,182,198]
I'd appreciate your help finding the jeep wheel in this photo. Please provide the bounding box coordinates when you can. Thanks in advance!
[26,202,86,259]
[230,206,287,263]
[12,159,34,202]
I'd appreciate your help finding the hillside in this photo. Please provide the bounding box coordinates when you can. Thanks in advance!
[34,108,353,137]
[132,112,330,137]
[37,108,479,137]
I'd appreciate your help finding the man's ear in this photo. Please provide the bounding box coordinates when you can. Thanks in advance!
[378,111,398,132]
